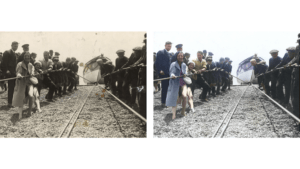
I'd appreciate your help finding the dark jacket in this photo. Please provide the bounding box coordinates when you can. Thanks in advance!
[114,56,128,77]
[155,49,171,76]
[1,49,17,77]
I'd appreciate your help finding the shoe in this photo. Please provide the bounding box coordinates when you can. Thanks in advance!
[74,88,78,90]
[161,103,166,108]
[201,99,208,102]
[212,93,216,97]
[191,108,195,113]
[7,104,14,108]
[47,99,54,102]
[228,88,231,90]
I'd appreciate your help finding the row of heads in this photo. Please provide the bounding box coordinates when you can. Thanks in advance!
[10,42,61,56]
[165,42,214,56]
[116,46,142,54]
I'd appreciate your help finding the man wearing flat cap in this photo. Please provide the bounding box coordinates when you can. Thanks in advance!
[171,44,183,63]
[205,57,217,97]
[203,50,207,59]
[121,47,142,107]
[113,49,129,99]
[273,47,295,107]
[49,50,54,59]
[138,34,147,118]
[227,60,233,90]
[155,41,172,107]
[268,49,282,99]
[1,41,19,107]
[215,57,225,95]
[17,44,29,63]
[251,59,269,93]
[221,57,230,91]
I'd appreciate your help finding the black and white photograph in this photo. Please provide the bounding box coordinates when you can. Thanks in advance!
[0,32,146,138]
[153,31,299,138]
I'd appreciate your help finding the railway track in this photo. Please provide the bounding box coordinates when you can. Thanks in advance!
[211,86,248,138]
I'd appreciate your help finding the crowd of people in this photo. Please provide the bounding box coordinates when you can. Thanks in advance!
[251,33,300,120]
[154,42,233,120]
[0,42,79,120]
[95,33,147,118]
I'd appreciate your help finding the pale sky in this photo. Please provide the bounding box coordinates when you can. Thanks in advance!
[0,32,145,84]
[153,31,298,84]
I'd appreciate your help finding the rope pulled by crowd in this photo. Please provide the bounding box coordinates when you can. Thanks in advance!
[256,64,300,78]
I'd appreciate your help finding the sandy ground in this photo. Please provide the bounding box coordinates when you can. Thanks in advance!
[0,85,146,138]
[153,85,300,138]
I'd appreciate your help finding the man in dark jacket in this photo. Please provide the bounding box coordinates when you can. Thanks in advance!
[68,57,78,92]
[227,60,233,90]
[17,44,29,63]
[155,41,172,107]
[1,41,19,107]
[122,47,142,107]
[268,50,282,99]
[114,50,129,99]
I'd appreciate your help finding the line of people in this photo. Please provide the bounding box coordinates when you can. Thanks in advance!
[0,42,79,119]
[154,42,233,119]
[251,33,300,120]
[95,33,147,118]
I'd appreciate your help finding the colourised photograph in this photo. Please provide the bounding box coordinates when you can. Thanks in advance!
[153,31,299,138]
[0,32,146,138]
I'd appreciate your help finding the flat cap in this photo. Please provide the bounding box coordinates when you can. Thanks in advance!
[71,57,76,60]
[219,57,225,61]
[22,44,29,48]
[269,49,279,54]
[225,57,230,60]
[203,50,207,53]
[208,52,214,56]
[184,52,190,56]
[153,52,156,54]
[165,41,172,45]
[52,57,59,61]
[11,41,18,45]
[175,44,183,48]
[206,57,212,61]
[34,61,42,66]
[116,49,125,54]
[49,50,53,52]
[133,46,142,51]
[0,52,3,54]
[55,52,60,55]
[229,60,233,62]
[30,52,37,56]
[188,61,195,66]
[286,46,296,52]
[298,33,300,38]
[144,33,147,38]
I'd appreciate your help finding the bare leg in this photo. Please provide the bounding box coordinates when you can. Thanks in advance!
[33,87,42,113]
[181,85,187,116]
[28,85,34,116]
[18,106,23,120]
[187,87,194,109]
[172,105,177,120]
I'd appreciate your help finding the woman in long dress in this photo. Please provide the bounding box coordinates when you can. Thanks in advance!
[12,52,35,119]
[166,52,187,120]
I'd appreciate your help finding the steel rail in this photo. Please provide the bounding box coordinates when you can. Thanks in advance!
[77,74,147,123]
[58,85,95,138]
[211,86,249,138]
[251,85,300,123]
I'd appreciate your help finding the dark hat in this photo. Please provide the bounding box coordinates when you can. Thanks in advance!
[206,57,212,61]
[270,49,279,54]
[11,41,18,45]
[208,52,214,56]
[116,49,125,54]
[219,57,225,61]
[229,60,233,62]
[52,57,59,61]
[71,57,76,60]
[22,44,29,48]
[175,44,183,48]
[153,52,156,55]
[55,52,60,55]
[298,33,300,38]
[49,50,53,52]
[133,46,142,51]
[165,41,172,45]
[0,52,2,54]
[184,52,190,56]
[30,52,37,56]
[225,57,230,60]
[144,33,147,38]
[203,50,207,53]
[143,38,147,43]
[286,46,296,52]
